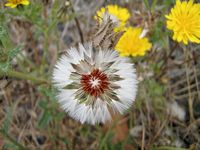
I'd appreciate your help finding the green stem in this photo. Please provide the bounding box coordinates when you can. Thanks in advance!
[152,146,188,150]
[40,30,49,73]
[0,129,28,150]
[0,70,49,84]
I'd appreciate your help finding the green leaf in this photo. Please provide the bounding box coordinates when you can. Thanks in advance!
[151,0,158,10]
[38,86,57,101]
[150,61,163,73]
[2,142,19,150]
[54,111,65,121]
[0,45,22,72]
[0,62,10,72]
[0,26,12,49]
[143,0,151,10]
[0,26,7,38]
[8,46,22,59]
[38,110,52,128]
[2,107,13,131]
[38,100,48,109]
[57,136,70,148]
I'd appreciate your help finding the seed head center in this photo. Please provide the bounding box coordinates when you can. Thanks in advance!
[80,69,109,97]
[89,77,100,88]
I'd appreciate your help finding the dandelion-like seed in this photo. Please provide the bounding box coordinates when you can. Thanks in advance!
[115,27,152,57]
[53,43,137,124]
[5,0,30,8]
[165,0,200,44]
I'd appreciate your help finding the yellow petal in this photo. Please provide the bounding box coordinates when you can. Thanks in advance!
[20,0,30,5]
[5,3,17,8]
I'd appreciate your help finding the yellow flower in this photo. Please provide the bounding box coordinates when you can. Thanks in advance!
[115,27,152,57]
[5,0,30,8]
[95,5,130,31]
[165,0,200,45]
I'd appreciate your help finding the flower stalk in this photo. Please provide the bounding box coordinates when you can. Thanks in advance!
[0,70,49,85]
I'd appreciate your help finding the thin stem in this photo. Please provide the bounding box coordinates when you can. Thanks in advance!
[40,30,49,73]
[182,45,194,122]
[74,18,84,43]
[0,70,49,85]
[70,0,84,43]
[40,4,49,73]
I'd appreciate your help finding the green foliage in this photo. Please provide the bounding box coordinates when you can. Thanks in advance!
[5,3,44,29]
[0,26,11,49]
[143,0,151,10]
[99,130,115,150]
[2,108,12,130]
[37,106,53,128]
[0,45,22,72]
[164,0,176,7]
[37,86,65,128]
[0,10,6,23]
[145,79,165,97]
[145,79,165,113]
[0,106,28,150]
[136,79,166,120]
[2,143,19,150]
[142,0,169,11]
[0,26,23,72]
[151,19,169,48]
[150,61,164,74]
[99,132,127,150]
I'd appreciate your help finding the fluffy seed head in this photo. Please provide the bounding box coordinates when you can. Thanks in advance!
[52,43,138,124]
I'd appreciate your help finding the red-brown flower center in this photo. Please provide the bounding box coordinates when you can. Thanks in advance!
[81,69,109,97]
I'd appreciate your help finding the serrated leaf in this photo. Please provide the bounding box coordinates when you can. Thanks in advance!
[8,46,22,60]
[0,62,10,72]
[0,26,12,49]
